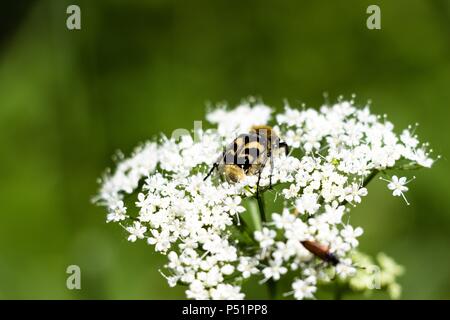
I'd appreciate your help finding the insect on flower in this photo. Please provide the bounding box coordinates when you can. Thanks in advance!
[301,240,340,266]
[291,208,340,266]
[96,99,434,300]
[204,125,289,193]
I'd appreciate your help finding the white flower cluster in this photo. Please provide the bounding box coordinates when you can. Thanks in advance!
[95,98,434,300]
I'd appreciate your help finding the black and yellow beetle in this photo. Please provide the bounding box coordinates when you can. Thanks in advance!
[204,125,289,193]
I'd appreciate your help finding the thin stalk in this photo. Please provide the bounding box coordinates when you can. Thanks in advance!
[362,169,379,187]
[256,193,268,222]
[255,192,276,299]
[248,199,262,231]
[267,279,277,299]
[334,282,343,300]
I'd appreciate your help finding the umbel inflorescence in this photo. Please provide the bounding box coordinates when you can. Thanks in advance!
[95,98,434,300]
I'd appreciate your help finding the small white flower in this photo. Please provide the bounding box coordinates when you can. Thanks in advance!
[210,284,245,300]
[198,266,223,287]
[126,221,147,242]
[272,241,296,262]
[284,218,308,242]
[388,176,408,195]
[223,197,245,216]
[323,204,345,225]
[295,193,320,215]
[147,229,172,252]
[221,264,235,275]
[381,175,415,205]
[271,208,296,229]
[400,129,418,148]
[237,257,259,278]
[341,183,368,204]
[186,280,209,300]
[414,149,433,168]
[254,227,276,249]
[262,260,287,281]
[341,225,363,248]
[107,201,127,223]
[291,276,317,300]
[282,183,300,199]
[336,258,357,279]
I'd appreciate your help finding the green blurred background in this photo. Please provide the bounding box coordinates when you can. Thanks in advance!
[0,0,449,299]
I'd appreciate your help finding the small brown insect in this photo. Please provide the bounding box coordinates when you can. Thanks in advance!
[301,240,339,266]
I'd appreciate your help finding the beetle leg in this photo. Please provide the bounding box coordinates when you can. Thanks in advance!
[279,141,289,156]
[204,150,225,181]
[256,166,262,196]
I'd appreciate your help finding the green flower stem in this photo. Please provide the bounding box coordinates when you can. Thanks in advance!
[256,193,267,222]
[362,169,379,187]
[334,282,344,300]
[255,192,277,299]
[248,199,262,231]
[267,279,277,299]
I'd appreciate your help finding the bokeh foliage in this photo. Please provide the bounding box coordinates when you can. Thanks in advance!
[0,0,449,299]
